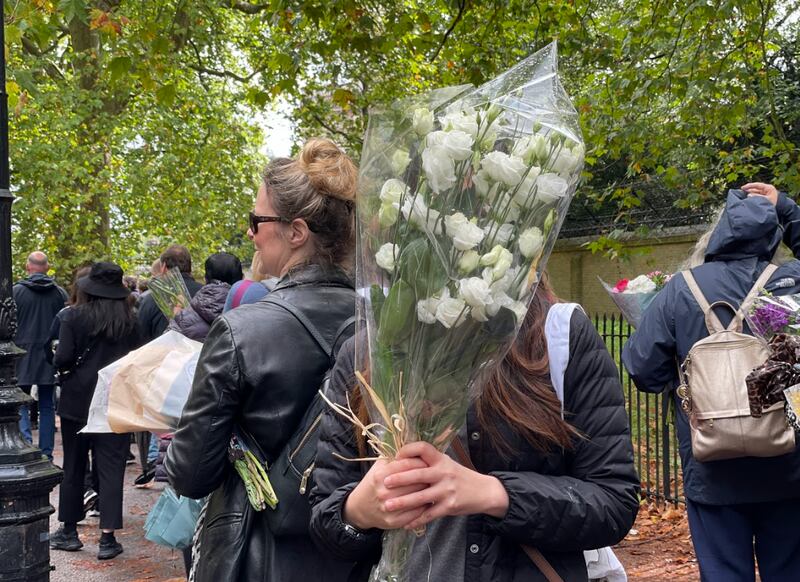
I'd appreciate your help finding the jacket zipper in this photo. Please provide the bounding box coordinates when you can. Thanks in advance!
[290,414,322,461]
[299,463,315,495]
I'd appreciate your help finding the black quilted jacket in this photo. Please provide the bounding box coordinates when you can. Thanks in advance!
[310,308,640,582]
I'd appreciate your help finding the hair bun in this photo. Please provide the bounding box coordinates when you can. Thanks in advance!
[298,138,357,202]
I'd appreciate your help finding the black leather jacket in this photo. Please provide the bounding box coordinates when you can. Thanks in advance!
[165,264,359,582]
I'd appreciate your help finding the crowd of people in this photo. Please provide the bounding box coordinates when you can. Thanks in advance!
[11,136,800,581]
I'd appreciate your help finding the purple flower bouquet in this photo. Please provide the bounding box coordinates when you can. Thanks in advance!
[745,292,800,341]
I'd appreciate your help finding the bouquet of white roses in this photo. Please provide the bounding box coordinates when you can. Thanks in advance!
[327,43,583,581]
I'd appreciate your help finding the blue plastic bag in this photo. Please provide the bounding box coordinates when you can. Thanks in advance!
[144,487,203,549]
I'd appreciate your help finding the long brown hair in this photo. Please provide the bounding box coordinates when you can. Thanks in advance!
[476,275,580,455]
[352,275,579,457]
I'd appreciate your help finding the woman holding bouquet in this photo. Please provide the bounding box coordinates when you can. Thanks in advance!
[165,138,359,581]
[309,278,640,581]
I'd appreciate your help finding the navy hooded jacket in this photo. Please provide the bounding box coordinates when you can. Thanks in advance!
[622,190,800,505]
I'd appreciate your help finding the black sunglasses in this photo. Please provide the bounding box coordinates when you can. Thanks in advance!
[249,211,291,234]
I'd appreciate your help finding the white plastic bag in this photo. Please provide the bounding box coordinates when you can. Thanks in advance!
[82,331,202,433]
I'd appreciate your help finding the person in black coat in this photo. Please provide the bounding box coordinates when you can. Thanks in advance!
[50,262,141,560]
[165,138,359,582]
[13,251,67,459]
[137,244,204,342]
[309,278,640,582]
[167,252,243,342]
[622,183,800,581]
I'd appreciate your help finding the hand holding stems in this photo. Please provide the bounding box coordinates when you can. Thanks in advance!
[344,457,430,530]
[380,441,509,531]
[742,182,778,206]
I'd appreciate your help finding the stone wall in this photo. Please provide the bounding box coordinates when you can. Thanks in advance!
[546,226,708,315]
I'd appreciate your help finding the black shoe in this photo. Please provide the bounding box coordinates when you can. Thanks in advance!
[97,540,123,560]
[125,451,135,465]
[83,489,99,513]
[50,526,82,552]
[134,462,156,487]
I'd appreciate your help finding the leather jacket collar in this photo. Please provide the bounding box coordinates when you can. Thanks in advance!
[274,263,353,291]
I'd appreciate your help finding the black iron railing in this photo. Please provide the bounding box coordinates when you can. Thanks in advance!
[594,313,683,505]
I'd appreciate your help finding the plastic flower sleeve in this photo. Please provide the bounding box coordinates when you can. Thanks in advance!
[599,278,659,329]
[346,42,582,582]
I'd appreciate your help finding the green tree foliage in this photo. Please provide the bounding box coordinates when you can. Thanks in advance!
[5,0,799,278]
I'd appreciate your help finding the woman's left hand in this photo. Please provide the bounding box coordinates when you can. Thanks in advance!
[382,441,509,530]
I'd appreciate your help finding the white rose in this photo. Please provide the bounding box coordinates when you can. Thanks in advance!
[412,107,434,136]
[458,250,480,274]
[445,212,485,251]
[571,142,585,163]
[512,134,548,166]
[427,130,474,162]
[549,146,582,177]
[518,226,544,259]
[378,203,399,227]
[536,173,569,205]
[390,149,411,175]
[458,277,492,307]
[481,151,526,187]
[422,146,457,194]
[400,196,441,234]
[380,179,409,205]
[625,274,657,294]
[480,245,513,281]
[458,277,493,322]
[435,296,469,328]
[486,266,519,296]
[375,243,399,272]
[439,109,479,138]
[417,288,449,324]
[485,291,528,323]
[483,222,515,247]
[512,167,542,209]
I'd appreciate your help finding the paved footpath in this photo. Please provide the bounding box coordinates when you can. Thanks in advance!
[47,429,187,582]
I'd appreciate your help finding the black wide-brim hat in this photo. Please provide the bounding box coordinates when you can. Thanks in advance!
[77,261,130,299]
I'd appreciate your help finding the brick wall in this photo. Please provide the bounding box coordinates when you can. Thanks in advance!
[546,226,708,315]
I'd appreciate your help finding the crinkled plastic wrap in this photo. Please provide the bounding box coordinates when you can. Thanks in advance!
[352,42,583,582]
[599,279,659,329]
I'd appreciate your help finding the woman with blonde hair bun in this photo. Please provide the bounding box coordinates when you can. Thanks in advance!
[166,138,359,581]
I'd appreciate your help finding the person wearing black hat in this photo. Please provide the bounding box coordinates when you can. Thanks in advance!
[50,261,142,560]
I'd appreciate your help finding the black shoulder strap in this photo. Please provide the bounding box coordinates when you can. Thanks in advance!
[265,295,355,364]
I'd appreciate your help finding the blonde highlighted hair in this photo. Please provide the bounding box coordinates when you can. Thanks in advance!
[263,138,357,268]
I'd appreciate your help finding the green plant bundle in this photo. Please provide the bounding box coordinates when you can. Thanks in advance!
[148,267,192,320]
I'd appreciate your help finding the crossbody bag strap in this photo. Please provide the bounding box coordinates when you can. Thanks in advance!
[265,295,332,356]
[450,439,565,582]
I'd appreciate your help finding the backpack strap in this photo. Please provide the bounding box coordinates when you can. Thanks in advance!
[544,303,583,417]
[682,264,778,334]
[265,295,355,365]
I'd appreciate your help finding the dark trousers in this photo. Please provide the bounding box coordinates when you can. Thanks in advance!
[58,417,130,530]
[687,498,800,582]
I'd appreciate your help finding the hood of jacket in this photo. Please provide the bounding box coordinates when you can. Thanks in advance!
[191,281,231,324]
[18,272,59,292]
[705,190,782,263]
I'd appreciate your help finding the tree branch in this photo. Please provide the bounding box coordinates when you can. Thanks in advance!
[21,33,66,57]
[429,0,467,63]
[220,1,271,14]
[186,39,265,82]
[310,112,351,141]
